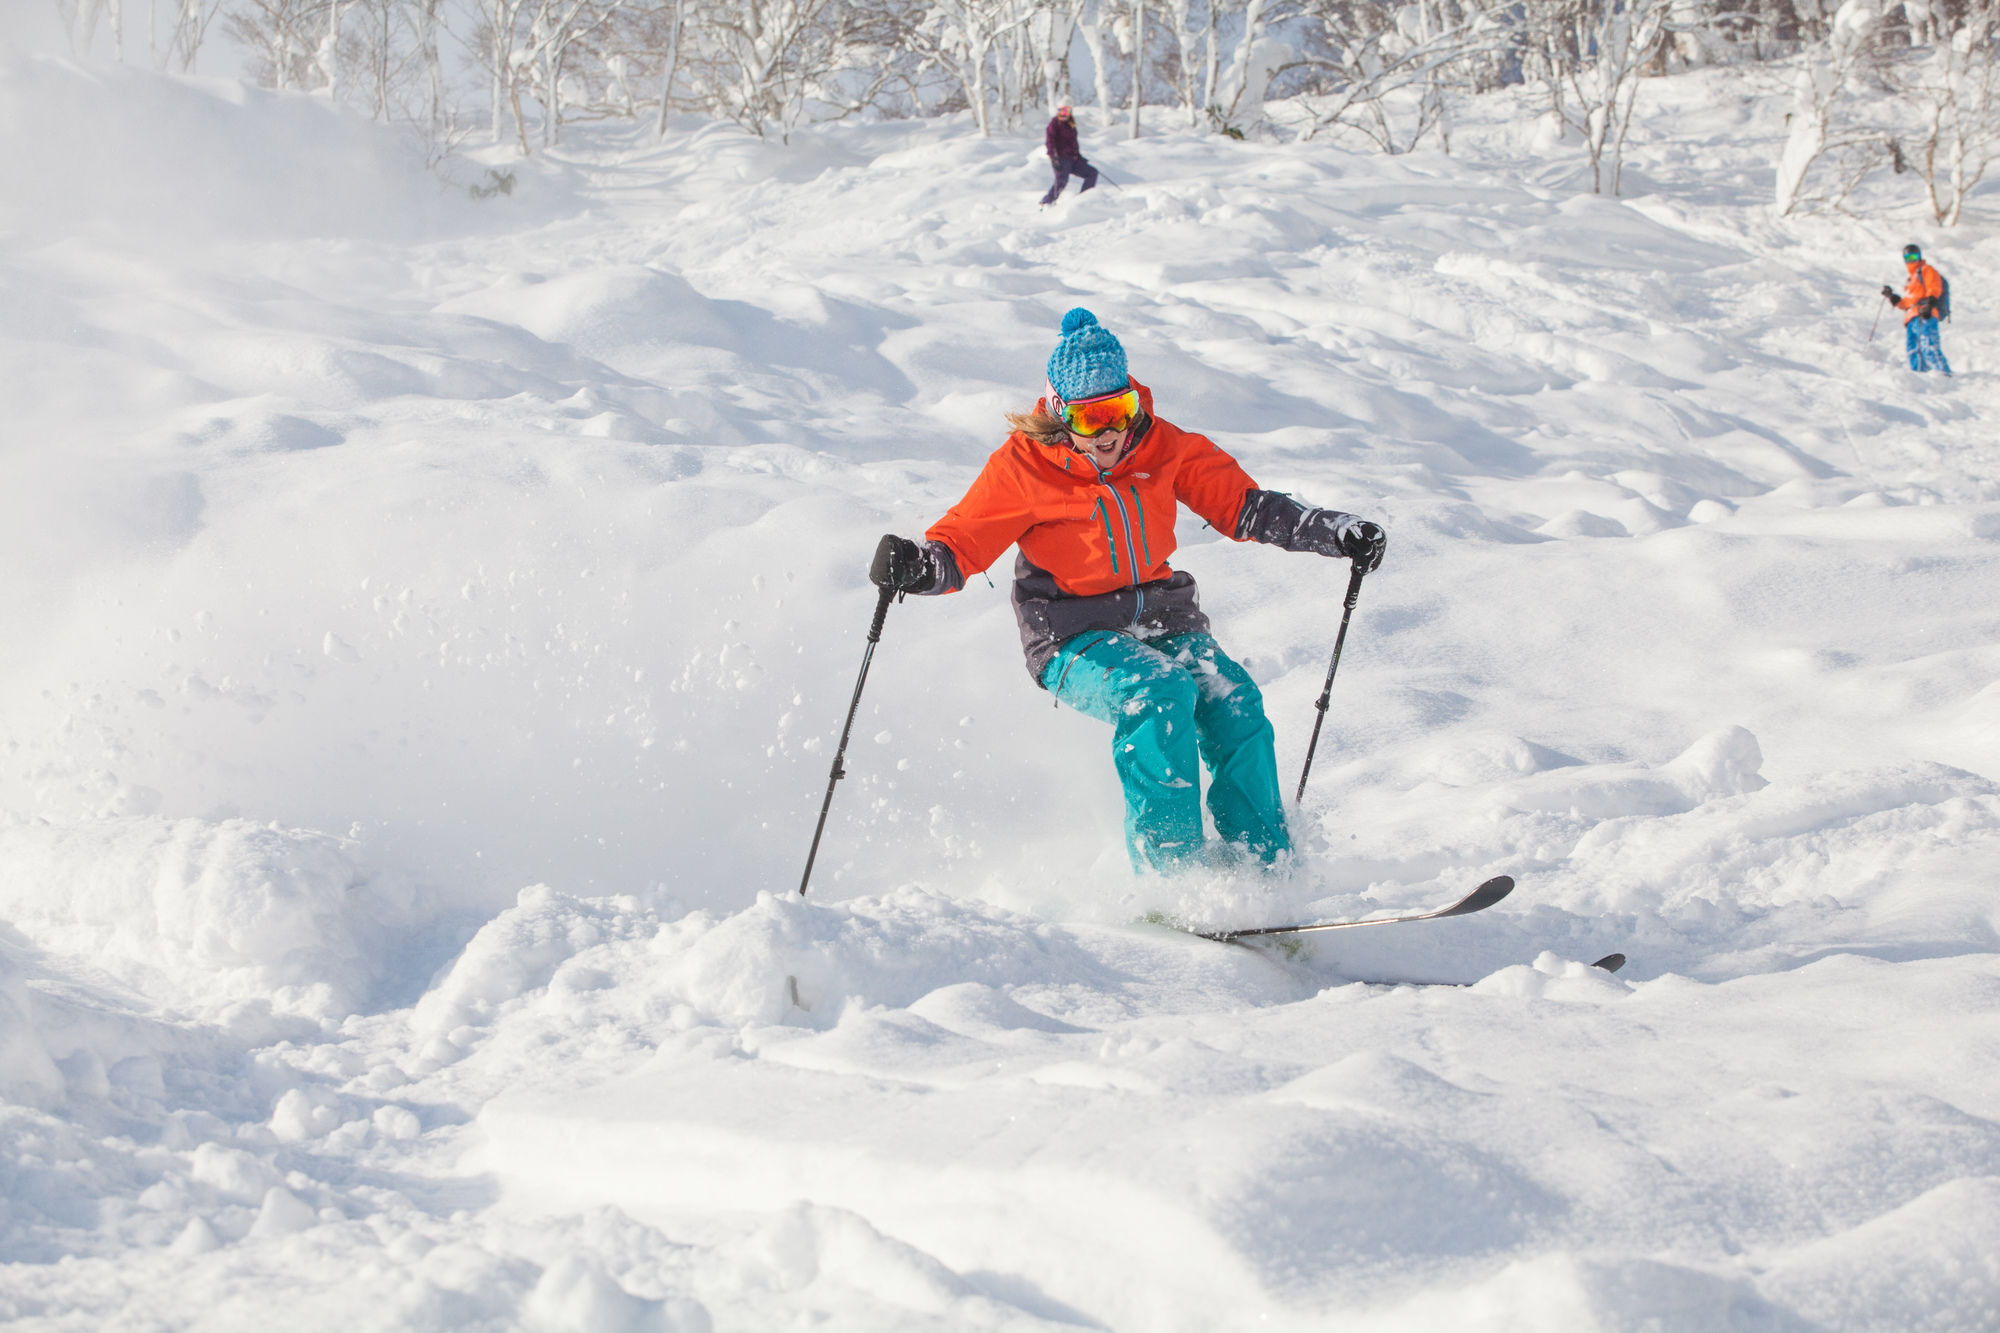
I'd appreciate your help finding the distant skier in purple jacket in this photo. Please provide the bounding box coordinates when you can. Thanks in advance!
[1039,106,1099,207]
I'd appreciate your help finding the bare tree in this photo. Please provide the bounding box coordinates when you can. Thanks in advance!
[411,0,447,133]
[654,0,688,134]
[1128,0,1145,137]
[474,0,539,150]
[1030,0,1087,113]
[519,0,626,148]
[1281,0,1498,151]
[167,0,222,71]
[1076,0,1121,129]
[1155,0,1202,125]
[57,0,108,57]
[1771,0,2000,223]
[1211,0,1278,126]
[1906,0,2000,223]
[228,0,324,89]
[908,0,1037,134]
[1524,0,1672,193]
[1773,0,1896,215]
[667,0,903,139]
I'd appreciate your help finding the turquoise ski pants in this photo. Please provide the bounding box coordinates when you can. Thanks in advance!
[1043,629,1291,873]
[1906,317,1952,374]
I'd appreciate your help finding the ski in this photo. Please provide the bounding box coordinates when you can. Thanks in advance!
[1356,951,1630,988]
[1193,874,1515,942]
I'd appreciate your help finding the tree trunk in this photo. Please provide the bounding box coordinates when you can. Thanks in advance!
[491,0,510,143]
[1128,0,1143,139]
[374,0,390,119]
[544,44,560,148]
[325,0,343,100]
[175,0,203,72]
[1203,1,1217,118]
[1079,3,1114,131]
[420,0,444,136]
[973,37,992,136]
[656,0,685,137]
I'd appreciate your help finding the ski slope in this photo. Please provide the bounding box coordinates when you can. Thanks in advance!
[4,49,2000,1330]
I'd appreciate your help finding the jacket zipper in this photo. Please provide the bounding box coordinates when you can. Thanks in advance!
[1092,496,1120,577]
[1127,484,1152,566]
[1104,484,1141,584]
[1096,470,1144,624]
[1078,416,1151,622]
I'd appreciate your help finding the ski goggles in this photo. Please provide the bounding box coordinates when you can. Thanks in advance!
[1904,249,1922,262]
[1054,385,1140,437]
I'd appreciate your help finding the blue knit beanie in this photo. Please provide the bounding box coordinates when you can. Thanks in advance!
[1045,308,1129,402]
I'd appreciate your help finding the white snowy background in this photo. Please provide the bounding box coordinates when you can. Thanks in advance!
[5,36,2000,1333]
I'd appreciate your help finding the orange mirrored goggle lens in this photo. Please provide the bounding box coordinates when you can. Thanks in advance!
[1060,388,1139,437]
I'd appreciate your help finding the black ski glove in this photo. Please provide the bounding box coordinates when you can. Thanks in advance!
[1302,511,1387,572]
[1236,490,1388,573]
[870,534,936,593]
[1917,296,1938,319]
[1881,285,1899,304]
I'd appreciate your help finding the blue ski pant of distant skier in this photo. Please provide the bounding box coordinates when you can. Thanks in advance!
[1906,316,1952,374]
[1040,156,1098,206]
[1043,629,1290,873]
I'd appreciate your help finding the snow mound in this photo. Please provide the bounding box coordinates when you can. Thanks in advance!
[0,816,417,1019]
[526,1253,710,1333]
[0,933,64,1107]
[438,266,743,373]
[654,888,1108,1029]
[0,53,489,243]
[1489,725,1767,820]
[1470,950,1632,1001]
[413,882,662,1040]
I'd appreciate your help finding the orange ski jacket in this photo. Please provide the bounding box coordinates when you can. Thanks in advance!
[1898,261,1945,323]
[925,381,1261,681]
[928,382,1256,595]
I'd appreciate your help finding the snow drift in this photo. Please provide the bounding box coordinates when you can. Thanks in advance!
[4,54,2000,1330]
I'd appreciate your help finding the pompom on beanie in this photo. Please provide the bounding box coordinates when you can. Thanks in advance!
[1045,308,1129,402]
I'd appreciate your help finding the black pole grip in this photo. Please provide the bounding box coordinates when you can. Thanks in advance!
[867,583,893,642]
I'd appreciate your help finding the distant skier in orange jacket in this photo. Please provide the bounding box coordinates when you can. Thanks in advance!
[1881,243,1951,375]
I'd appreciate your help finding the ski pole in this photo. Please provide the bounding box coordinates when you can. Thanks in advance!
[1296,563,1366,804]
[799,582,896,896]
[1869,276,1901,342]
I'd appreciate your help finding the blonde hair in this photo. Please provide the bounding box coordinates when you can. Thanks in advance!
[1005,405,1071,447]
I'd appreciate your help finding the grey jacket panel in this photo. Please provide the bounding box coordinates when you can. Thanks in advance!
[1011,552,1210,685]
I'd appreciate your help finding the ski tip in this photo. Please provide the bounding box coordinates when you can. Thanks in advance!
[1436,874,1514,917]
[1592,952,1627,974]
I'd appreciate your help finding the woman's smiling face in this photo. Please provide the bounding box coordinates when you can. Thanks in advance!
[1071,424,1131,468]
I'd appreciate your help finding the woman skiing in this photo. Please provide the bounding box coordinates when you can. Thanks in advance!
[871,308,1386,873]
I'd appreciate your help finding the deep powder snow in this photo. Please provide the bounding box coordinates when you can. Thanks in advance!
[3,50,2000,1331]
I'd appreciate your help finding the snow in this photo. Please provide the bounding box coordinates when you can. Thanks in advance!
[4,45,2000,1329]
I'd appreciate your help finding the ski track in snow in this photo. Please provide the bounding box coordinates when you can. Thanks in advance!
[5,51,2000,1329]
